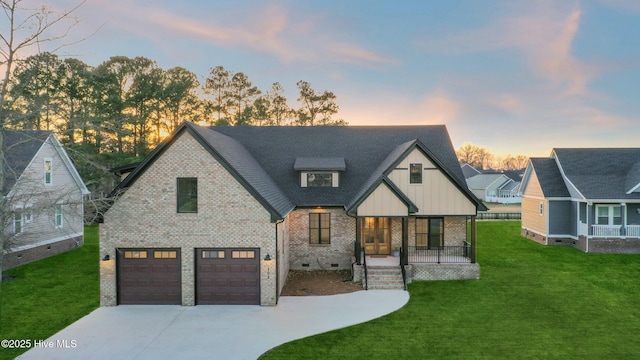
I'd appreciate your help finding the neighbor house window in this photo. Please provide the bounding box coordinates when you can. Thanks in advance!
[44,158,53,185]
[177,178,198,213]
[596,205,621,225]
[54,205,63,229]
[14,212,23,234]
[309,213,331,244]
[539,202,544,216]
[416,218,444,249]
[410,163,422,184]
[307,173,332,187]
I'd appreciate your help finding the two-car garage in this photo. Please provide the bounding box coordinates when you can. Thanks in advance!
[117,248,260,305]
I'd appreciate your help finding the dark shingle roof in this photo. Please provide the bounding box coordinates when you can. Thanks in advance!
[461,163,481,179]
[554,148,640,200]
[293,157,346,171]
[213,125,472,207]
[529,158,570,198]
[3,130,51,194]
[117,123,485,219]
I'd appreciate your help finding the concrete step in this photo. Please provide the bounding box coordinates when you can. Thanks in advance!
[363,266,405,290]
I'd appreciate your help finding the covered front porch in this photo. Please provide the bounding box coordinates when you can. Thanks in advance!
[352,216,479,288]
[574,202,640,253]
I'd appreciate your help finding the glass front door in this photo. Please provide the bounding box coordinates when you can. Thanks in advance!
[362,217,391,255]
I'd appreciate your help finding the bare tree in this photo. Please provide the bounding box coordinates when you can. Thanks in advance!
[0,0,86,279]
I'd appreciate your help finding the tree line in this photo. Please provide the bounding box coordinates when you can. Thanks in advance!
[456,143,529,171]
[2,52,345,192]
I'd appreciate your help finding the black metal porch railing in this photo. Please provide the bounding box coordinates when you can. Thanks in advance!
[406,244,472,263]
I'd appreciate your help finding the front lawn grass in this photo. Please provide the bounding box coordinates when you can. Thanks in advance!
[0,226,99,360]
[261,221,640,359]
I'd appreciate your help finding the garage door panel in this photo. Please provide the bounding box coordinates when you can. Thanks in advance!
[196,248,260,305]
[117,248,181,305]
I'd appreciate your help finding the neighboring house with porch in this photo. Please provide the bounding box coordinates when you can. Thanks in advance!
[520,148,640,253]
[2,130,90,269]
[100,122,486,306]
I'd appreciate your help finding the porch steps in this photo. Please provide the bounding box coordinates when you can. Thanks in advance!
[364,266,405,290]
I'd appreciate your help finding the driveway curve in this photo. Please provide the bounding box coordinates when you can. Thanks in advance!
[18,290,409,360]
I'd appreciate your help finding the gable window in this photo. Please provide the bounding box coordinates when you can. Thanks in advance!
[416,218,444,249]
[539,202,544,216]
[177,177,198,213]
[44,158,53,185]
[307,173,332,187]
[309,213,331,244]
[410,163,422,184]
[54,205,63,229]
[596,205,621,225]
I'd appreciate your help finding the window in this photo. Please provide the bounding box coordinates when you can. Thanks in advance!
[307,173,332,187]
[44,158,53,185]
[54,205,63,229]
[14,212,23,234]
[232,250,256,259]
[124,251,147,259]
[177,178,198,213]
[410,163,422,184]
[309,213,331,244]
[416,218,444,249]
[24,209,32,223]
[154,251,177,259]
[596,205,622,225]
[539,202,544,216]
[202,250,225,259]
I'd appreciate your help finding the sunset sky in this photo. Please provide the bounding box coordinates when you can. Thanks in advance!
[43,0,640,157]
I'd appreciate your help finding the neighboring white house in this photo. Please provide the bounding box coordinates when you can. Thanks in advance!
[2,130,90,269]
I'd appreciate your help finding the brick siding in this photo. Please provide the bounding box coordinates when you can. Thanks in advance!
[288,208,356,270]
[100,132,277,306]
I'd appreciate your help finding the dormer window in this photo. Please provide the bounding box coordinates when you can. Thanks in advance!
[307,173,333,187]
[294,157,345,188]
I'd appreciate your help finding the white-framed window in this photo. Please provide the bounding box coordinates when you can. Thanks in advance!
[24,209,32,223]
[14,211,23,234]
[539,202,544,216]
[54,204,63,229]
[596,205,621,225]
[44,158,53,185]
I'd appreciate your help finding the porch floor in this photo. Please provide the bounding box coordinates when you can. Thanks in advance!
[365,255,399,266]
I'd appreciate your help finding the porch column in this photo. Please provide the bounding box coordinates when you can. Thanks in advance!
[471,216,477,264]
[402,217,409,266]
[355,217,361,265]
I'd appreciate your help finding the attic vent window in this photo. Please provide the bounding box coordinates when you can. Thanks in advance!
[294,157,345,188]
[307,173,332,187]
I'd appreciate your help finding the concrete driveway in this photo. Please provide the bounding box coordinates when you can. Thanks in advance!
[18,290,409,360]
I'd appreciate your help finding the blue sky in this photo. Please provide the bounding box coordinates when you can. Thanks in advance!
[45,0,640,157]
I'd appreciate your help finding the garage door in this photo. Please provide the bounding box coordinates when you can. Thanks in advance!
[117,248,181,305]
[196,248,260,305]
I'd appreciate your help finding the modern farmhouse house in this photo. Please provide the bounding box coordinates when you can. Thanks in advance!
[100,122,486,306]
[520,148,640,253]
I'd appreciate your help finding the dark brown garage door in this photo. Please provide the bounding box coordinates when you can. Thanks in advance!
[196,248,260,305]
[117,248,181,305]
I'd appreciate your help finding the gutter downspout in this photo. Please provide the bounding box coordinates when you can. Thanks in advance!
[275,218,284,304]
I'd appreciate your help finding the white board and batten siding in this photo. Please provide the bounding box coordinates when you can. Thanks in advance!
[357,183,409,217]
[358,148,477,217]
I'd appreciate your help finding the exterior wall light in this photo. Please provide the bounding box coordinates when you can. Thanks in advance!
[102,253,110,261]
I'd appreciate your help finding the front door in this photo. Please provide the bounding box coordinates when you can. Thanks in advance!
[362,217,391,255]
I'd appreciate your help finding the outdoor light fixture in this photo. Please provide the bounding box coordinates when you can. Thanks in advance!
[102,253,110,261]
[264,254,272,261]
